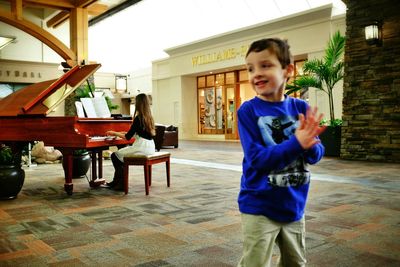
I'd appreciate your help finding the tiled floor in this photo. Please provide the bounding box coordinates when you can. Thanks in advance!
[0,140,399,266]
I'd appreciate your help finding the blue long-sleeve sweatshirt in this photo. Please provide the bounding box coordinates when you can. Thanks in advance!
[237,95,325,222]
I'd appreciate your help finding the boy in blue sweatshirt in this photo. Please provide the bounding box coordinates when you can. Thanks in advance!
[237,38,326,267]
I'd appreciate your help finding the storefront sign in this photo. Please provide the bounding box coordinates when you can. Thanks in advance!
[192,45,249,66]
[0,70,41,79]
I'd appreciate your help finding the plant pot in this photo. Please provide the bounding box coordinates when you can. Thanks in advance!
[319,126,341,157]
[0,165,25,200]
[62,152,91,178]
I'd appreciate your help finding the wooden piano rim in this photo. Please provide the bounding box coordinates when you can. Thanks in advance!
[77,118,132,122]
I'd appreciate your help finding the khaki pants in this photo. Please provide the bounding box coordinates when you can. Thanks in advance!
[238,213,306,267]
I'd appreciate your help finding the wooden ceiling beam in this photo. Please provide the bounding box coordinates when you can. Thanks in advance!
[21,0,100,10]
[20,0,75,10]
[46,10,69,28]
[46,3,107,28]
[75,0,98,8]
[10,0,23,20]
[87,3,108,16]
[69,7,88,64]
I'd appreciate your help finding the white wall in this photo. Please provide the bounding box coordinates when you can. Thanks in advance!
[0,59,60,83]
[152,77,181,126]
[127,67,152,95]
[93,72,115,89]
[181,76,197,139]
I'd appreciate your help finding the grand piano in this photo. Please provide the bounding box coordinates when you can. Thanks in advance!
[0,63,134,195]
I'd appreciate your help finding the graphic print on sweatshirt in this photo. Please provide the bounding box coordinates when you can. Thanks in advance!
[257,115,310,187]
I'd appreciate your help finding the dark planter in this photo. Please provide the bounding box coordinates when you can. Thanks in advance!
[73,152,91,178]
[63,152,91,178]
[0,165,25,200]
[319,126,341,157]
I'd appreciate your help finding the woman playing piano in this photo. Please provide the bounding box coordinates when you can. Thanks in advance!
[105,93,156,190]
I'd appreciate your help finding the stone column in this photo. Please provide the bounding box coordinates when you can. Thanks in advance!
[341,0,400,162]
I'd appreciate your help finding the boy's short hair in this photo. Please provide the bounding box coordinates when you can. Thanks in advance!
[246,38,293,69]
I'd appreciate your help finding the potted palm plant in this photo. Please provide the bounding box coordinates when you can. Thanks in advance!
[287,31,345,156]
[0,144,25,199]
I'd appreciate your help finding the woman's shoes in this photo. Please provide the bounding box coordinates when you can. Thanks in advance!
[112,183,124,191]
[104,179,124,191]
[106,180,116,187]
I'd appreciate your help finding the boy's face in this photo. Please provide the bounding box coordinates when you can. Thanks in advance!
[245,49,293,102]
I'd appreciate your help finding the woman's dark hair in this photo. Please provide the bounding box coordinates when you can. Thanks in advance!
[246,38,293,68]
[134,93,155,136]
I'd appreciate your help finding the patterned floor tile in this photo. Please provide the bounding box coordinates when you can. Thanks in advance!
[0,141,399,266]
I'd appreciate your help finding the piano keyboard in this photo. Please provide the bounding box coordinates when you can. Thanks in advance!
[90,136,107,141]
[89,136,122,141]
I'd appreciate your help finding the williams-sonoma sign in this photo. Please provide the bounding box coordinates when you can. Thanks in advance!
[191,45,249,66]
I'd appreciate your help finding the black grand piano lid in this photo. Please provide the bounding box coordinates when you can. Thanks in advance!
[0,64,101,117]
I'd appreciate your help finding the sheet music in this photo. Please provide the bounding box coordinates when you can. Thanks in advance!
[75,101,85,118]
[92,97,111,118]
[80,98,97,118]
[80,97,111,118]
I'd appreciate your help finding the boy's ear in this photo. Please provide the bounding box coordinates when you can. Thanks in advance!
[285,63,295,78]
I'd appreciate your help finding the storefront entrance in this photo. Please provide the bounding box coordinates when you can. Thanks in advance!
[197,70,255,140]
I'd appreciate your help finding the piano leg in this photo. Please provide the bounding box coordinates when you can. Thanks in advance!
[64,184,73,195]
[91,150,97,179]
[88,149,105,187]
[98,150,103,179]
[61,148,74,195]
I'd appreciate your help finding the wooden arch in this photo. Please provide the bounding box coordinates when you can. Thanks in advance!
[0,9,76,64]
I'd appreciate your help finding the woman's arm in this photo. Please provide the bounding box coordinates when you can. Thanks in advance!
[105,131,127,139]
[106,116,140,141]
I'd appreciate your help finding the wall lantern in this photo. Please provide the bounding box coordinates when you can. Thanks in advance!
[115,75,128,93]
[365,22,382,46]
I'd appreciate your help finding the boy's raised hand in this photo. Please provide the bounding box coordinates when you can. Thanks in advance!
[295,107,327,150]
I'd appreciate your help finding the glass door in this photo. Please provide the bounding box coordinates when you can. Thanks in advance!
[197,71,241,139]
[225,86,236,139]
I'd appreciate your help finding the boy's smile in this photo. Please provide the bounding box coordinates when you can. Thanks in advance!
[246,49,293,102]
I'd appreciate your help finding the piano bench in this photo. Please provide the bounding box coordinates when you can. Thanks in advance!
[123,152,171,195]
